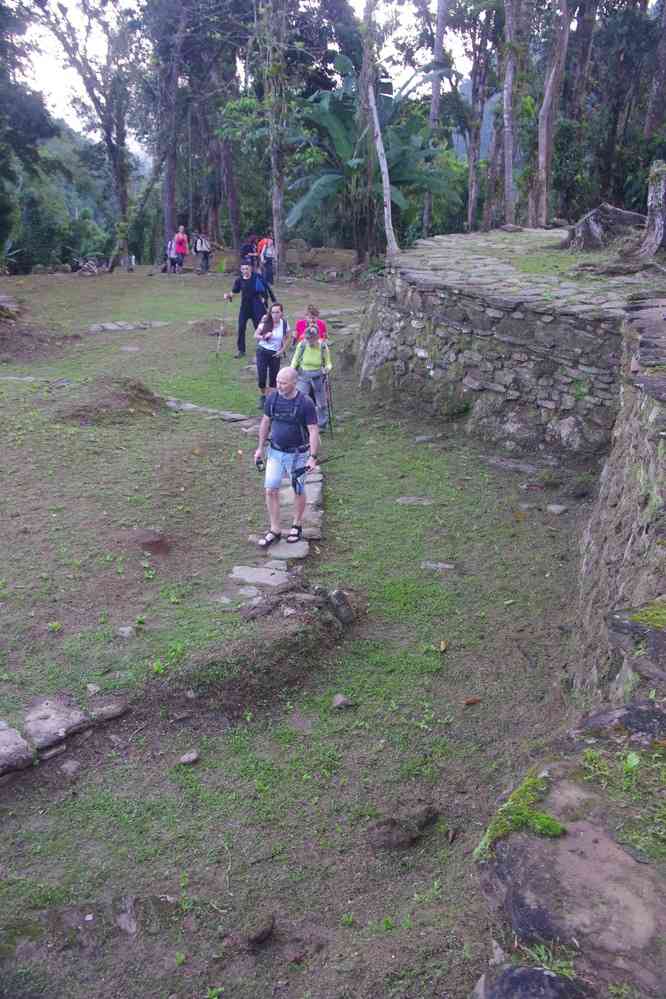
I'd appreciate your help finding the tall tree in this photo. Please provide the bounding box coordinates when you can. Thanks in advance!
[361,0,399,257]
[0,0,57,248]
[422,0,449,235]
[452,1,499,231]
[569,0,597,121]
[534,0,570,226]
[263,0,289,279]
[30,0,136,267]
[159,4,189,241]
[644,0,666,140]
[502,0,523,224]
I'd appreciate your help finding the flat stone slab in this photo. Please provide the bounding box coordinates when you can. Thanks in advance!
[166,398,248,421]
[266,540,310,560]
[396,496,435,506]
[421,560,456,572]
[230,565,290,587]
[305,481,323,507]
[23,698,91,750]
[88,320,168,333]
[90,700,128,723]
[0,721,33,776]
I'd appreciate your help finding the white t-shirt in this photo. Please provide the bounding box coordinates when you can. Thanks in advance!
[257,318,289,353]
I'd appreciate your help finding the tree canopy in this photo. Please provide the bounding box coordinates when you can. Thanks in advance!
[1,0,665,271]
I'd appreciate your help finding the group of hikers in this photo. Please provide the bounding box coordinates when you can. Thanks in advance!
[163,222,330,551]
[219,250,332,550]
[163,226,276,279]
[224,279,333,428]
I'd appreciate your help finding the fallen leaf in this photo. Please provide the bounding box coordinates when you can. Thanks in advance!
[464,697,481,706]
[447,828,458,845]
[439,640,448,653]
[513,510,526,522]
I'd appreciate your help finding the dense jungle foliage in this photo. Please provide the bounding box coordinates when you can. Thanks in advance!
[1,0,665,272]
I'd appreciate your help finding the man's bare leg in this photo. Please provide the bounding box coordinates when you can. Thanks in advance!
[266,488,281,534]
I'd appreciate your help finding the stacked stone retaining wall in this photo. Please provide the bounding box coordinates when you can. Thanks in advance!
[358,230,665,454]
[577,297,666,697]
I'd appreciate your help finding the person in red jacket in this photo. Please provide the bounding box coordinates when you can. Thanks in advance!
[294,304,328,342]
[173,225,189,271]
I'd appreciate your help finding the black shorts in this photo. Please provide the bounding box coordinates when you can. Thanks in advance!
[256,348,281,389]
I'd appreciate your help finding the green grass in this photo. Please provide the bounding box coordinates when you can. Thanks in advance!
[581,747,666,860]
[0,271,582,999]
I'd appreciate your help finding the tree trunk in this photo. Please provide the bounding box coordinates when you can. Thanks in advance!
[160,7,188,243]
[367,75,400,258]
[220,138,240,250]
[467,123,482,231]
[535,0,570,227]
[502,0,520,225]
[163,146,177,240]
[270,135,285,279]
[265,0,288,280]
[363,0,399,259]
[563,202,646,250]
[422,0,449,236]
[570,0,597,120]
[638,161,666,256]
[644,3,666,140]
[482,119,503,230]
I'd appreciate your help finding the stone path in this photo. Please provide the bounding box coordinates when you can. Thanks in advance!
[397,228,666,318]
[0,697,128,779]
[87,320,168,333]
[218,466,326,612]
[0,293,19,318]
[165,397,249,421]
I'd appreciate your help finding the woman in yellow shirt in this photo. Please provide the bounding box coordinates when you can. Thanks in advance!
[291,323,332,429]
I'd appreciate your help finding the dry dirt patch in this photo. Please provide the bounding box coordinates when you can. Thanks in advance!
[52,377,166,425]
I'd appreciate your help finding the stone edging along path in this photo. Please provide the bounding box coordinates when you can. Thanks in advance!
[0,440,356,783]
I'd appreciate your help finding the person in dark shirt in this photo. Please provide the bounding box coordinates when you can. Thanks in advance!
[254,366,320,547]
[224,262,275,357]
[239,233,258,268]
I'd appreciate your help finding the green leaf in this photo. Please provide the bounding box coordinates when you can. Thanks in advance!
[334,53,355,78]
[285,173,344,228]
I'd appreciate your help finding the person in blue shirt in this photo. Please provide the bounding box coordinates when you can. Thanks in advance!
[224,263,275,357]
[254,367,320,547]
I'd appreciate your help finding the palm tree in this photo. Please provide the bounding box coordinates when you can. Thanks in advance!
[286,59,450,260]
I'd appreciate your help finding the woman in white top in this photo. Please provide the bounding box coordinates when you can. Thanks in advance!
[255,302,291,410]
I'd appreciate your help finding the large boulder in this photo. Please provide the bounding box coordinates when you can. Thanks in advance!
[479,763,666,996]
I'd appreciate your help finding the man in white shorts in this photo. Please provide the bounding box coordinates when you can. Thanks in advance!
[254,367,320,548]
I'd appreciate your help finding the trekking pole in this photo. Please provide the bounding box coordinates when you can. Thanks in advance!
[216,295,227,360]
[324,373,335,437]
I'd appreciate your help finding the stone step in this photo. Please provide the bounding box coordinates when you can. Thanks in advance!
[230,565,291,587]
